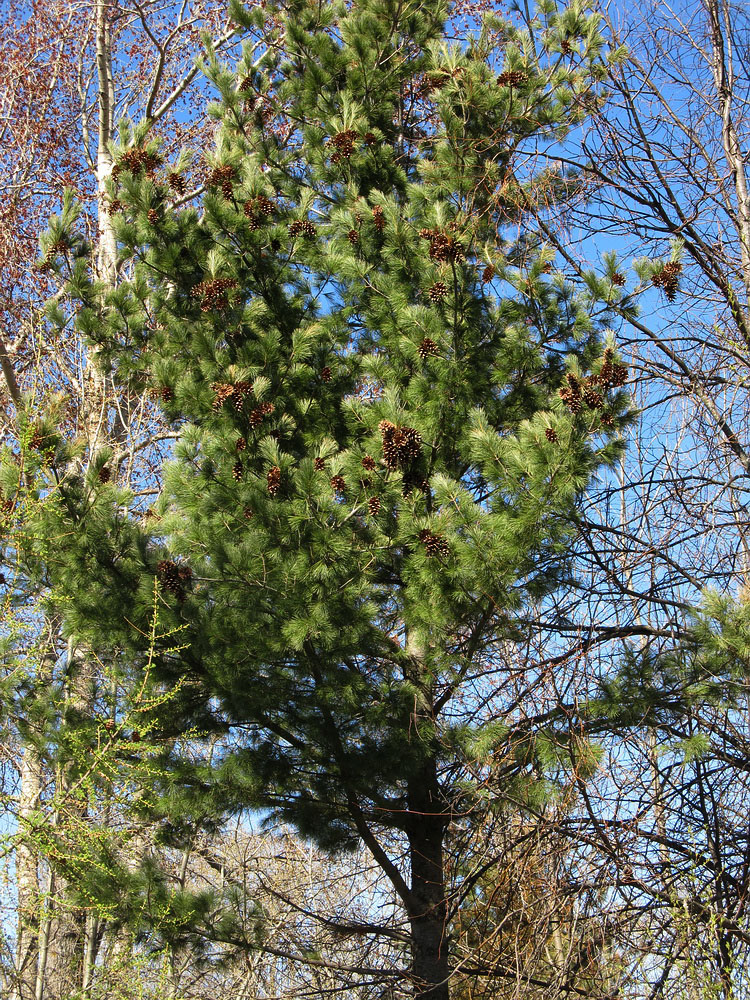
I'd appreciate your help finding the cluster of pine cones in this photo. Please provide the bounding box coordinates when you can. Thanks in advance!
[208,164,237,199]
[149,385,174,403]
[249,401,275,427]
[157,559,192,601]
[192,278,238,312]
[419,228,466,264]
[243,194,275,230]
[418,528,449,558]
[329,129,358,162]
[111,147,163,181]
[497,70,528,87]
[379,421,422,471]
[652,261,681,301]
[288,220,317,238]
[211,380,253,412]
[558,350,627,416]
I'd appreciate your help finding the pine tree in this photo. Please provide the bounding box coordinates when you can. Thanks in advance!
[48,0,629,995]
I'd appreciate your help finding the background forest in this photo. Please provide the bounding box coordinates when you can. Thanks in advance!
[2,0,750,998]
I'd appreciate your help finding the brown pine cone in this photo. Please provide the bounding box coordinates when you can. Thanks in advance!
[167,172,186,195]
[267,466,281,495]
[418,528,449,558]
[428,281,448,303]
[328,129,358,159]
[583,386,604,409]
[418,338,439,359]
[330,475,346,495]
[545,428,558,443]
[362,455,376,470]
[368,496,381,515]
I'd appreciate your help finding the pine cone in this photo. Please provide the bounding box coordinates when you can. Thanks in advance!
[267,466,281,495]
[98,465,111,483]
[192,278,237,312]
[244,194,275,227]
[211,382,235,411]
[147,208,159,225]
[379,421,422,470]
[289,220,317,238]
[611,364,628,387]
[611,272,626,287]
[652,261,681,301]
[167,172,186,196]
[363,132,377,146]
[314,457,327,471]
[157,559,190,600]
[372,204,385,231]
[361,455,376,471]
[368,496,381,515]
[208,164,236,198]
[232,459,243,481]
[428,281,448,303]
[321,366,332,381]
[232,381,254,411]
[243,506,254,520]
[481,264,496,283]
[418,528,449,558]
[545,427,558,443]
[583,386,604,409]
[328,129,358,159]
[330,475,346,495]
[418,337,439,360]
[236,436,247,452]
[347,229,359,244]
[559,376,582,414]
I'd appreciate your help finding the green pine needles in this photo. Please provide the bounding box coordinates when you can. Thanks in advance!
[38,0,631,995]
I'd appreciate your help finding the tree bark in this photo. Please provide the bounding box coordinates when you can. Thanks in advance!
[407,761,450,1000]
[14,745,42,1000]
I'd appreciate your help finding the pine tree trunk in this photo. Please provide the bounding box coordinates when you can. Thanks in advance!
[407,764,450,1000]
